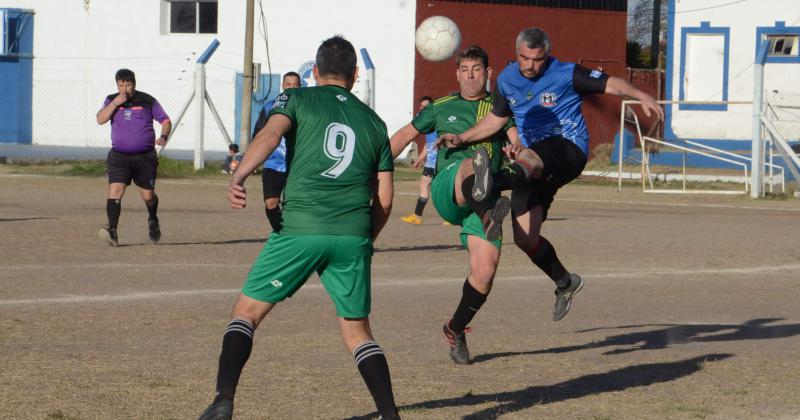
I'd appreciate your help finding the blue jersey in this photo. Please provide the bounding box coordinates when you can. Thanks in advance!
[423,131,438,169]
[257,98,287,172]
[493,58,608,157]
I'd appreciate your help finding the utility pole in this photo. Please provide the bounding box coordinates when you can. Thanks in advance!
[239,0,255,151]
[650,0,661,69]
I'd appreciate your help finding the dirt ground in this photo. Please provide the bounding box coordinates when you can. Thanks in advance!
[1,167,799,420]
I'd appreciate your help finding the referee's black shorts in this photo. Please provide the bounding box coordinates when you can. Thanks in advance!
[106,149,158,189]
[511,136,586,220]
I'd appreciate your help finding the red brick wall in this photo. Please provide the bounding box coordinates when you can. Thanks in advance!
[414,1,628,154]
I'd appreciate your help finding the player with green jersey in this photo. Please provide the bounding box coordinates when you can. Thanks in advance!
[198,36,399,420]
[390,46,517,365]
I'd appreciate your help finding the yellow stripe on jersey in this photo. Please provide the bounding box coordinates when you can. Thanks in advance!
[433,94,459,106]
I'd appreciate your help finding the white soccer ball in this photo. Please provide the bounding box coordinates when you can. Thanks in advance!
[415,16,461,62]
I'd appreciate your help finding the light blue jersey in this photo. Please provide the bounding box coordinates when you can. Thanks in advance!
[260,98,287,172]
[424,131,438,169]
[494,58,607,157]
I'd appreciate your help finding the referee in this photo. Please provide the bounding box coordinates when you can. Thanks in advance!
[96,69,171,246]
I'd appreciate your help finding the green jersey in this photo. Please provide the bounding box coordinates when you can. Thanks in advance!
[267,85,394,237]
[411,93,513,174]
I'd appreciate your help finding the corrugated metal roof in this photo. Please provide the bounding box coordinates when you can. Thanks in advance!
[434,0,627,12]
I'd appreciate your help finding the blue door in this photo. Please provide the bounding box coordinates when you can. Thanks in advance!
[0,9,34,144]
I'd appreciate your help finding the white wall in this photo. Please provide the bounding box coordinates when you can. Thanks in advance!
[7,0,416,152]
[669,0,800,140]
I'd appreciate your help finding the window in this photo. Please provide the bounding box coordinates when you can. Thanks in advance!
[679,22,730,111]
[169,0,217,34]
[767,35,798,57]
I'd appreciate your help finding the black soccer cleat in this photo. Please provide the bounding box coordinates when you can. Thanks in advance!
[480,196,511,242]
[198,400,233,420]
[98,227,119,247]
[471,147,492,202]
[148,218,161,243]
[442,321,471,365]
[553,273,584,321]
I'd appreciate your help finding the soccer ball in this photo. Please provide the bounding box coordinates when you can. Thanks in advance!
[415,16,461,62]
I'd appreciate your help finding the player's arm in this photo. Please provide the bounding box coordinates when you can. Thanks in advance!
[156,119,172,146]
[605,76,664,121]
[437,90,510,148]
[389,123,422,158]
[228,114,291,209]
[503,126,523,159]
[371,170,394,242]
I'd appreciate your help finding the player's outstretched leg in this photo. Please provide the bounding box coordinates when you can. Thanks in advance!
[481,196,510,242]
[198,318,255,420]
[523,235,584,321]
[442,321,471,364]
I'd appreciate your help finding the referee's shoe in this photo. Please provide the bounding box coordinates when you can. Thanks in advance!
[198,400,232,420]
[148,218,161,243]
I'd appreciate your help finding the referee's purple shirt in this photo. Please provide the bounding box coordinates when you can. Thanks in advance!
[101,91,170,154]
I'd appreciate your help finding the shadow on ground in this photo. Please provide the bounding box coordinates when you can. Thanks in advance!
[473,318,798,363]
[345,353,732,420]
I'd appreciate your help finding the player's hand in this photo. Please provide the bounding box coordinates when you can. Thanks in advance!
[436,133,463,149]
[411,159,422,169]
[639,95,664,121]
[155,135,168,146]
[503,141,523,159]
[112,93,128,106]
[228,182,247,209]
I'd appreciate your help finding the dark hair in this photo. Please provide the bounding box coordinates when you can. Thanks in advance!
[455,45,489,68]
[419,95,433,104]
[115,68,136,84]
[315,35,357,82]
[229,143,240,153]
[283,71,301,82]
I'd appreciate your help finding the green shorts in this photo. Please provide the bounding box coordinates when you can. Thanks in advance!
[431,160,502,250]
[242,233,374,318]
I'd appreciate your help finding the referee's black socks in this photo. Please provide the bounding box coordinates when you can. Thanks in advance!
[145,194,158,221]
[353,340,399,420]
[450,279,488,334]
[106,199,121,231]
[213,318,255,404]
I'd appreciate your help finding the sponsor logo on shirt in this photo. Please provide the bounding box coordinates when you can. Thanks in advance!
[447,115,457,122]
[336,94,348,102]
[272,93,289,109]
[526,91,534,100]
[540,92,557,107]
[508,97,517,106]
[271,279,283,288]
[590,69,603,79]
[123,109,133,120]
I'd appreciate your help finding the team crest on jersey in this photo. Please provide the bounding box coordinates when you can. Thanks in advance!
[336,94,348,102]
[271,93,289,109]
[540,92,557,107]
[447,115,457,122]
[123,109,133,120]
[297,61,316,87]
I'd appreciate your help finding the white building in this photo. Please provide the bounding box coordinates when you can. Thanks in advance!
[665,0,800,143]
[0,0,416,152]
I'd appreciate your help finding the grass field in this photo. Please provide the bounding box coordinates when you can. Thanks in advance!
[1,164,799,419]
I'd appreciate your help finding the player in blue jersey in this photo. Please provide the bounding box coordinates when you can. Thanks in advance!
[400,96,439,225]
[252,72,302,231]
[440,28,663,322]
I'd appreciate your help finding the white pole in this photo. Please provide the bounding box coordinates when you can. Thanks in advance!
[751,41,768,198]
[194,63,205,170]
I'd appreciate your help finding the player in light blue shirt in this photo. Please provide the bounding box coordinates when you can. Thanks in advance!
[439,28,663,324]
[252,72,301,231]
[400,96,440,225]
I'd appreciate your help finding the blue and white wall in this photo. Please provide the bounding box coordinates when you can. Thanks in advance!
[665,0,800,142]
[0,0,416,152]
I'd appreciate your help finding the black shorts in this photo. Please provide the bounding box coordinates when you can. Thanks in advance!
[261,168,287,199]
[422,166,435,177]
[511,136,586,220]
[106,149,158,189]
